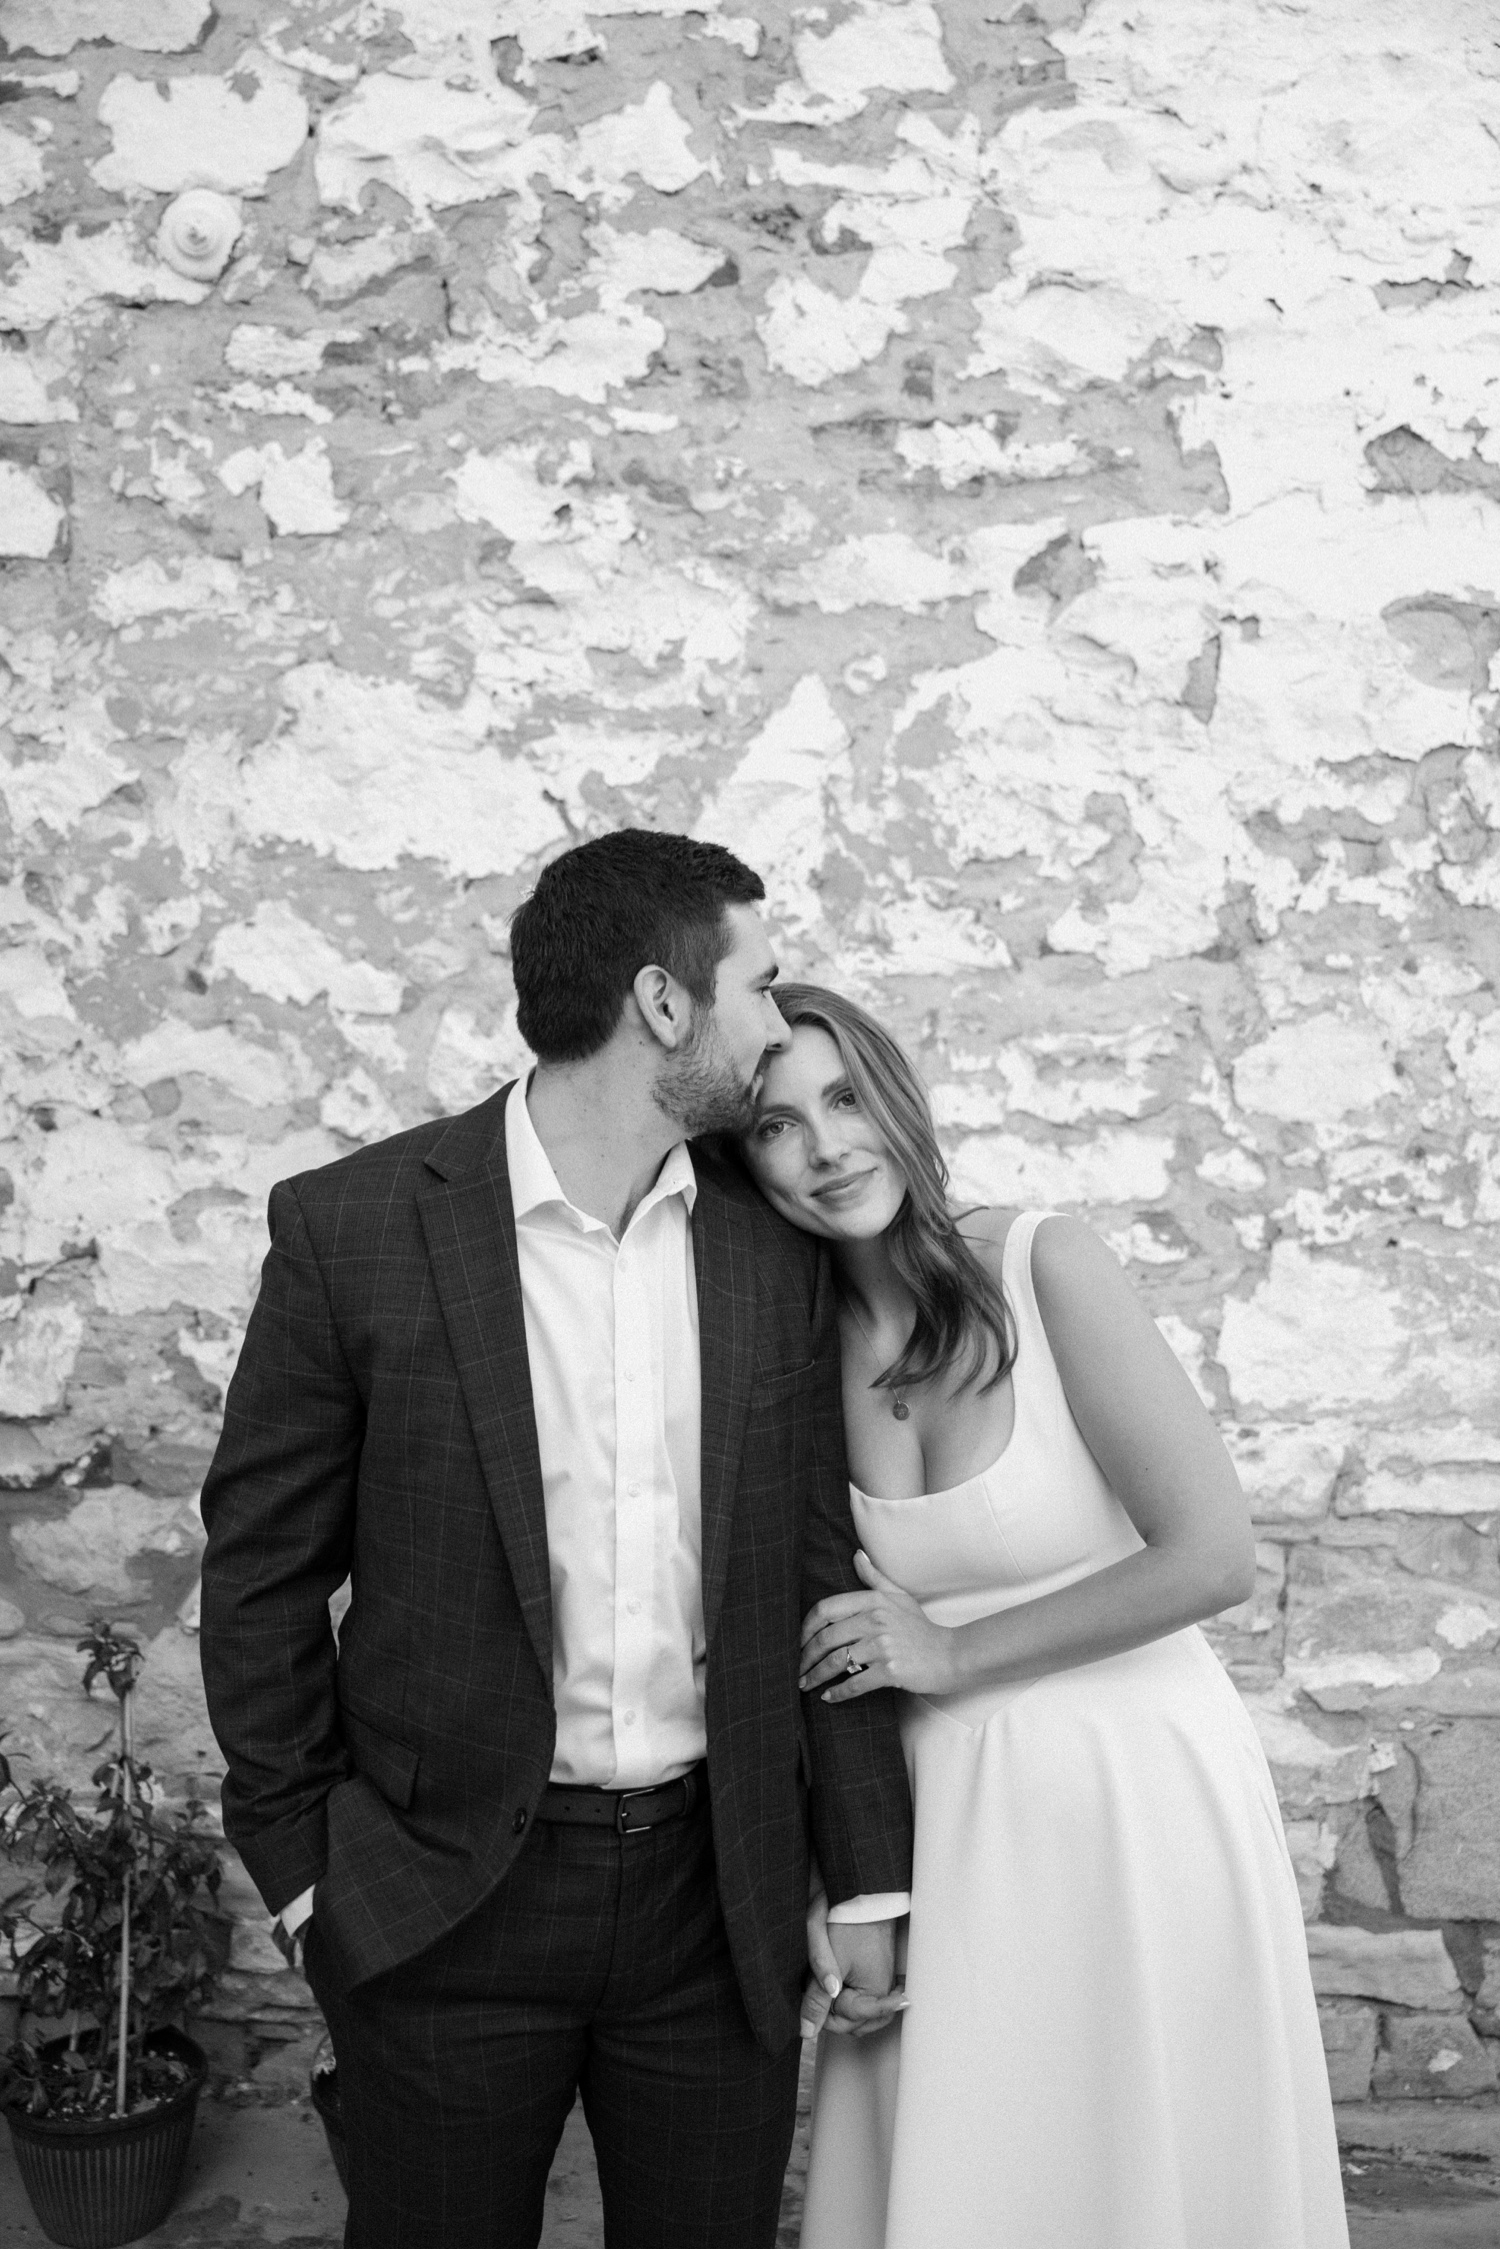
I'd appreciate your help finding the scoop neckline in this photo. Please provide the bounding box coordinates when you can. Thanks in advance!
[847,1209,1039,1506]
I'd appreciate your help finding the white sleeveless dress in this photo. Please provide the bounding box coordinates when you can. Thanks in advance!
[802,1212,1348,2249]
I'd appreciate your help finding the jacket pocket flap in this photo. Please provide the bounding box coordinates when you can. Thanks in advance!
[342,1707,420,1811]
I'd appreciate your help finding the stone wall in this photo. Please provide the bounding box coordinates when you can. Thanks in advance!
[1,0,1498,2122]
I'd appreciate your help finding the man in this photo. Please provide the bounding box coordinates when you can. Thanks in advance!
[199,830,913,2249]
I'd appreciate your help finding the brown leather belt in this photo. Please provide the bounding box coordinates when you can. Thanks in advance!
[536,1763,705,1835]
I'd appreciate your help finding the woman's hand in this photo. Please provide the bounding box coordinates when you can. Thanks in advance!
[801,1550,962,1702]
[800,1879,842,2039]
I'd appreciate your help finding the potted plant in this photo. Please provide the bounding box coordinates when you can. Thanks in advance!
[0,1619,225,2249]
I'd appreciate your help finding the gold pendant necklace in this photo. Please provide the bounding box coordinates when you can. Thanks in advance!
[843,1296,911,1420]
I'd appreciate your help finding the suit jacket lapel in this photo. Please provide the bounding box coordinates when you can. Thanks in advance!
[417,1086,552,1689]
[693,1171,758,1646]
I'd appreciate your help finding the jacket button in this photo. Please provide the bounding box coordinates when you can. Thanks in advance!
[513,1808,528,1834]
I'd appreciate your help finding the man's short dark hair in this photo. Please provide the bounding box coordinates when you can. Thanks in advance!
[510,829,765,1063]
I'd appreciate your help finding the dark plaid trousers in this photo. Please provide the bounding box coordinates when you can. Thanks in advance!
[304,1793,802,2249]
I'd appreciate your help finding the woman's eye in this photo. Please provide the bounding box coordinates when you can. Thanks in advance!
[755,1118,786,1141]
[833,1090,858,1111]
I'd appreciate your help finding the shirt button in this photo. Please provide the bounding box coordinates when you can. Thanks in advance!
[513,1808,528,1834]
[624,1710,636,1726]
[627,1482,641,1497]
[627,1600,641,1617]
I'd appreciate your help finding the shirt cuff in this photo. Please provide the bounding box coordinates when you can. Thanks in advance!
[826,1890,910,1924]
[279,1885,316,1937]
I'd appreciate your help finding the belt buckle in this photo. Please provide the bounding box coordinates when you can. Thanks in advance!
[616,1785,656,1836]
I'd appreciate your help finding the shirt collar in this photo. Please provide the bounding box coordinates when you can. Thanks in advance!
[506,1076,697,1235]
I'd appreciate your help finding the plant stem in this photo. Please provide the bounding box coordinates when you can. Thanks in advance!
[114,1682,133,2118]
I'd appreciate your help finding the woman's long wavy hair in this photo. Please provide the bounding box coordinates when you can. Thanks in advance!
[764,984,1015,1400]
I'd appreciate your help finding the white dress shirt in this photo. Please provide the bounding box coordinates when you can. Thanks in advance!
[279,1082,904,1937]
[508,1078,706,1787]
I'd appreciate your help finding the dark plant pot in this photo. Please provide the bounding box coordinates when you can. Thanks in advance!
[309,2060,349,2196]
[4,2027,207,2249]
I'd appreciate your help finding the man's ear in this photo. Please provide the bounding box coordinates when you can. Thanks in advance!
[631,963,693,1051]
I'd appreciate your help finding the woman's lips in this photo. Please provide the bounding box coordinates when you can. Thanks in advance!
[811,1169,875,1202]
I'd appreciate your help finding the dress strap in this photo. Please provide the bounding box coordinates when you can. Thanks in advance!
[999,1211,1067,1407]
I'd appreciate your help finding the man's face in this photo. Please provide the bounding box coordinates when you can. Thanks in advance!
[653,904,789,1136]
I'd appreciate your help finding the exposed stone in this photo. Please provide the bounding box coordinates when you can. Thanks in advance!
[10,1487,205,1601]
[1283,1818,1337,1921]
[1318,2001,1377,2104]
[1284,1545,1500,1712]
[247,2023,329,2097]
[1372,2013,1499,2102]
[1393,1722,1500,1920]
[130,1617,226,1796]
[1305,1925,1464,2012]
[1474,1937,1500,2038]
[0,1299,82,1418]
[1202,1540,1286,1673]
[1332,1801,1401,1917]
[1226,1424,1348,1524]
[1334,2101,1500,2160]
[0,0,1497,2091]
[1243,1700,1370,1813]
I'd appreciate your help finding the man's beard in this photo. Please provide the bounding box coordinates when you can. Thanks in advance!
[653,1019,757,1137]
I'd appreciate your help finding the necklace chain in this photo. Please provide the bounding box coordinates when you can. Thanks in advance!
[842,1296,911,1421]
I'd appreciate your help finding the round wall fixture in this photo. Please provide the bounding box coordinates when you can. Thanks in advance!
[156,189,243,281]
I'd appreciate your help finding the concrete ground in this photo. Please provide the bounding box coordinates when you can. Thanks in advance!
[3,2073,1497,2247]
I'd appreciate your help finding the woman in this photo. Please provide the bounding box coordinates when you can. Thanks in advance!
[740,985,1348,2249]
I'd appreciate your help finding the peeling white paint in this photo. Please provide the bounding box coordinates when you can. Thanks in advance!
[1233,1015,1399,1125]
[0,461,63,557]
[9,0,1500,1998]
[758,275,904,387]
[1219,1243,1406,1413]
[232,665,568,878]
[93,65,309,198]
[0,123,46,207]
[795,2,953,110]
[0,221,207,328]
[1,0,211,53]
[0,1301,82,1419]
[218,439,347,535]
[94,555,243,627]
[0,342,77,424]
[695,675,850,934]
[948,1129,1175,1210]
[208,903,403,1017]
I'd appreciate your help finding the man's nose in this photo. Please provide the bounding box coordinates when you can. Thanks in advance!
[762,995,790,1052]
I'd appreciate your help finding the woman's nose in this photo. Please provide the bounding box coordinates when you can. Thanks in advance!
[804,1117,843,1166]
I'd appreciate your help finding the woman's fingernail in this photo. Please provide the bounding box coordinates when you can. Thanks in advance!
[824,1975,841,1997]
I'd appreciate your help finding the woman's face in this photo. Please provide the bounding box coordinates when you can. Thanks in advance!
[743,1024,907,1242]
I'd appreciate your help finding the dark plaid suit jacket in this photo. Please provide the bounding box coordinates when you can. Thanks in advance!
[199,1082,913,2052]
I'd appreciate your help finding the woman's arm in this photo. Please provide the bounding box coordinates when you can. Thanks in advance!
[801,1216,1255,1702]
